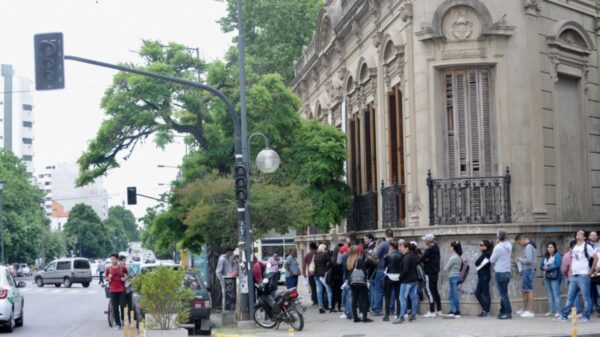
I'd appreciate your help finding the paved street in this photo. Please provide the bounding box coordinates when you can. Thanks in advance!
[213,283,600,337]
[10,277,125,337]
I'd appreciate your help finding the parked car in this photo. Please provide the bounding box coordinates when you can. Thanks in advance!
[131,264,211,334]
[11,265,22,278]
[0,265,26,332]
[18,264,31,277]
[34,258,92,288]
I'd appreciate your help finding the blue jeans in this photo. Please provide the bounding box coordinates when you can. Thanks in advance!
[399,282,418,318]
[475,274,491,313]
[495,272,512,316]
[343,284,353,318]
[543,277,562,314]
[370,269,385,314]
[448,276,460,313]
[285,275,298,289]
[562,275,592,320]
[316,276,333,309]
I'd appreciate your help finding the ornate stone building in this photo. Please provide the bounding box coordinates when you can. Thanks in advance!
[293,0,600,313]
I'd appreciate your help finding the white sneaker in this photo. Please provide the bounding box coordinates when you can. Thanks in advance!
[544,312,552,317]
[521,311,535,318]
[437,311,443,316]
[516,309,524,315]
[404,314,409,320]
[339,314,347,319]
[554,313,561,318]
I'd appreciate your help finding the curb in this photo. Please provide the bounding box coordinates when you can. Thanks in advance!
[211,330,261,337]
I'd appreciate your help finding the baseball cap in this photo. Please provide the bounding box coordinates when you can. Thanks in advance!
[422,233,435,241]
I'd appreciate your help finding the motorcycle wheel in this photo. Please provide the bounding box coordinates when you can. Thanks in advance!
[253,306,277,329]
[288,309,304,331]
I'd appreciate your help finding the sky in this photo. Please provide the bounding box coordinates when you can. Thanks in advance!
[1,0,233,220]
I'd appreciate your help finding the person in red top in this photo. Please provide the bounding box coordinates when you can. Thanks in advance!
[105,253,128,329]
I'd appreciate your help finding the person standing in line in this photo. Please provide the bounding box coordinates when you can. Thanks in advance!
[516,234,537,318]
[267,254,280,286]
[475,240,493,317]
[561,240,583,314]
[394,242,419,324]
[216,247,234,286]
[421,233,442,318]
[330,245,344,312]
[383,240,402,322]
[442,241,463,319]
[369,230,393,317]
[556,230,598,322]
[284,249,300,289]
[363,233,376,314]
[346,244,373,323]
[303,242,319,306]
[490,229,513,320]
[540,241,562,318]
[588,231,599,314]
[340,243,353,320]
[97,259,106,285]
[105,253,128,330]
[314,244,333,313]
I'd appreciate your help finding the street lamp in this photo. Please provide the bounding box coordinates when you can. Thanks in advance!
[0,181,4,264]
[250,133,280,173]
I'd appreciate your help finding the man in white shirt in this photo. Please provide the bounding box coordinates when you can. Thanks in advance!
[556,230,598,322]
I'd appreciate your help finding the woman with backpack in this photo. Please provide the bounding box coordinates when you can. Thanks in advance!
[475,240,493,317]
[346,244,373,323]
[443,241,463,318]
[314,244,333,313]
[540,241,562,318]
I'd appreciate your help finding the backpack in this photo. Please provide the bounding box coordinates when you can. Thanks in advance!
[350,258,366,285]
[458,258,470,284]
[583,243,595,268]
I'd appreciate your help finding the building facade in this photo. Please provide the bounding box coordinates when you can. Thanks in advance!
[1,64,35,177]
[38,162,109,231]
[293,0,600,313]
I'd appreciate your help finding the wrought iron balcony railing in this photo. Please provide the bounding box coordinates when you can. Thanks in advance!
[381,181,406,228]
[347,190,378,232]
[427,167,512,225]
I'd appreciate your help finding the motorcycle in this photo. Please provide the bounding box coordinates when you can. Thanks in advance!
[253,278,304,331]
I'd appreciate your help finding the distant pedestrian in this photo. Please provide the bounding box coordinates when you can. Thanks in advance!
[340,241,354,320]
[303,242,319,306]
[556,230,598,322]
[97,259,106,285]
[540,241,562,318]
[442,241,463,319]
[588,231,599,313]
[346,244,372,323]
[491,229,513,320]
[561,240,583,314]
[284,249,300,289]
[329,245,344,312]
[216,247,235,305]
[314,244,333,313]
[118,256,134,325]
[267,254,280,286]
[383,240,402,322]
[106,253,128,330]
[475,240,493,317]
[421,233,442,318]
[516,234,537,318]
[394,242,419,324]
[251,256,266,284]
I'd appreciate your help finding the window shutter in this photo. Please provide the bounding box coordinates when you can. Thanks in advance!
[480,70,493,176]
[446,73,456,177]
[468,70,480,176]
[456,72,468,177]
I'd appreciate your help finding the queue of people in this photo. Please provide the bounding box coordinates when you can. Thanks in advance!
[294,229,600,324]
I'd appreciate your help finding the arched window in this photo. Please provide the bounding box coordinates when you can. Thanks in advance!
[359,63,369,83]
[346,76,354,93]
[383,41,395,63]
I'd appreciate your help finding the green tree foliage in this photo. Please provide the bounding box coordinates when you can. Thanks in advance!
[217,0,325,82]
[0,149,46,264]
[63,204,113,258]
[104,206,139,248]
[42,231,68,262]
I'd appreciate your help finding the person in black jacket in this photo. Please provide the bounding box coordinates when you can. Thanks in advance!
[383,241,403,321]
[329,244,344,312]
[475,240,494,317]
[346,244,373,323]
[394,242,419,324]
[421,233,442,317]
[314,244,333,313]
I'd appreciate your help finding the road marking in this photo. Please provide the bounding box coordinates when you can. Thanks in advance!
[49,289,62,294]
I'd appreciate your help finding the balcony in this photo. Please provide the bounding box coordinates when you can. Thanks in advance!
[381,181,406,228]
[427,167,512,225]
[347,190,377,232]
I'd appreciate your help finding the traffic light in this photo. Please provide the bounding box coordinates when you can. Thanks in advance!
[127,187,137,205]
[34,32,65,90]
[234,163,248,203]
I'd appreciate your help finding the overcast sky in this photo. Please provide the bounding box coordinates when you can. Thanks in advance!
[1,0,232,220]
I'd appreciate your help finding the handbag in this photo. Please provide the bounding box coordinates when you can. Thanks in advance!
[544,269,559,280]
[308,255,316,275]
[350,260,366,285]
[592,274,600,285]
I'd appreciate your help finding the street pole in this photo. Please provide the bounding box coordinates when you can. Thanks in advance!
[0,181,4,264]
[237,0,255,315]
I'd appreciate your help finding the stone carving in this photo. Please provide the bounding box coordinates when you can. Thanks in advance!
[492,14,507,29]
[584,65,590,96]
[399,1,413,23]
[595,17,600,33]
[559,29,587,49]
[442,48,486,59]
[352,19,362,46]
[452,9,474,40]
[372,31,383,49]
[549,54,560,83]
[524,0,542,16]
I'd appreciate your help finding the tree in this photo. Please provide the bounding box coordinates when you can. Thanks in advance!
[42,231,68,262]
[63,204,113,258]
[217,0,325,82]
[0,149,46,264]
[104,205,139,246]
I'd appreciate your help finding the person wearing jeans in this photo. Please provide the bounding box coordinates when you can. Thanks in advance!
[383,241,402,321]
[394,242,419,324]
[540,241,562,317]
[443,241,463,318]
[475,240,493,317]
[491,229,513,319]
[105,253,128,330]
[314,244,333,313]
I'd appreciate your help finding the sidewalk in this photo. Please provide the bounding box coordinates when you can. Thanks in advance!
[212,283,600,337]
